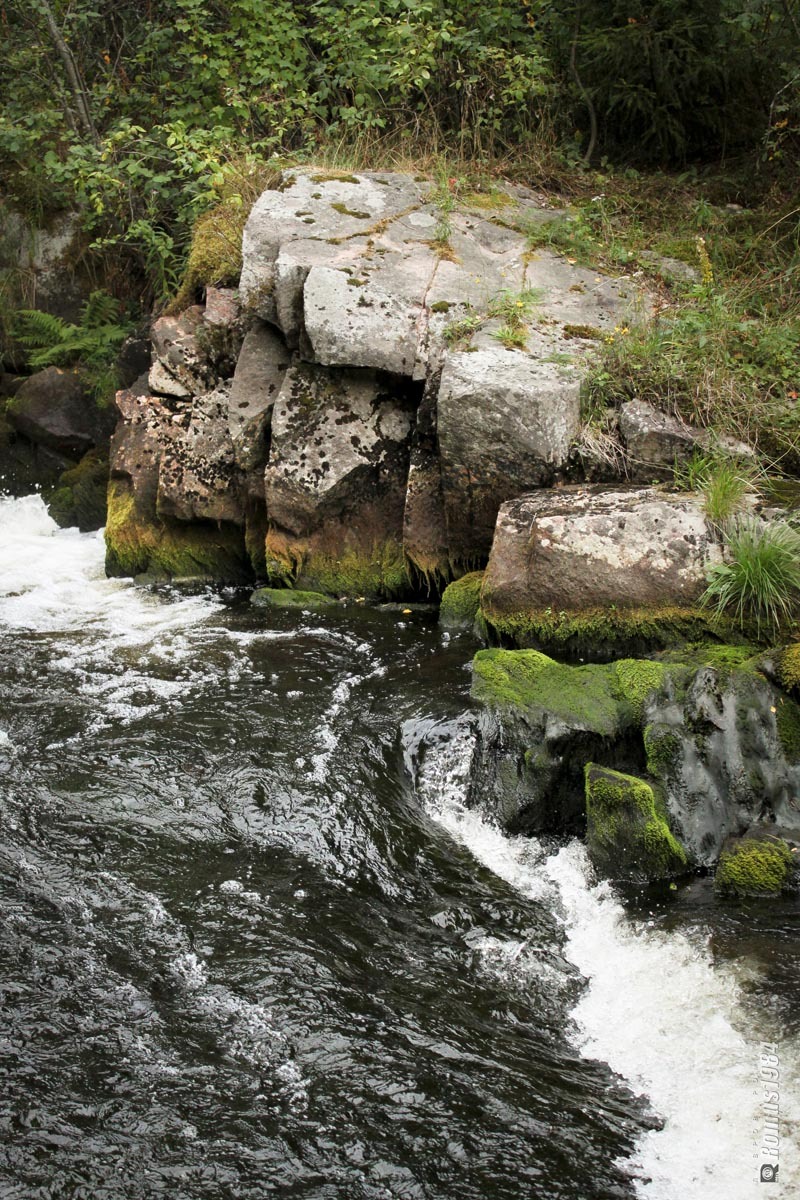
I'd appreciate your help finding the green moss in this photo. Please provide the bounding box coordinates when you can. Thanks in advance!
[439,571,484,630]
[776,696,800,763]
[48,449,108,532]
[295,539,409,600]
[480,603,729,661]
[430,300,452,313]
[562,323,604,340]
[715,838,794,897]
[462,190,515,211]
[611,659,665,721]
[585,763,688,880]
[251,587,337,611]
[644,723,683,779]
[471,649,623,737]
[778,643,800,695]
[310,172,360,184]
[104,480,251,583]
[170,201,244,311]
[330,202,371,219]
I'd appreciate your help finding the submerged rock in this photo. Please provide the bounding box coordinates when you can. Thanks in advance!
[250,586,337,611]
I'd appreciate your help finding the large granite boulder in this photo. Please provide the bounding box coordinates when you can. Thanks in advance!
[482,486,722,617]
[437,350,581,563]
[264,362,416,597]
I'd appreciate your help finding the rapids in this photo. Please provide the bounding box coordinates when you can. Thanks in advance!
[0,494,797,1199]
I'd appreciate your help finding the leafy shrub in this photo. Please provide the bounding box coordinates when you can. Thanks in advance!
[702,518,800,636]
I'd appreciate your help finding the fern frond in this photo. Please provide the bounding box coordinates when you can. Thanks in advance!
[81,290,121,329]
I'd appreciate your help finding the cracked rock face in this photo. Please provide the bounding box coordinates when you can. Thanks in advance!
[110,170,660,592]
[265,362,414,538]
[482,486,723,613]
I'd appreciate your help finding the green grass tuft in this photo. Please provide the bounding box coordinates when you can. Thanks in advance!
[701,518,800,636]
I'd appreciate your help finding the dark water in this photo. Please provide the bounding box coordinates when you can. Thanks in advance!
[0,496,797,1200]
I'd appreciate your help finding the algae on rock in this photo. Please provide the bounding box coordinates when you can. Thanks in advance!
[439,571,485,631]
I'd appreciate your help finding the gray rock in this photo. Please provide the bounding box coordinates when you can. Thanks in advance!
[266,362,413,537]
[264,361,415,596]
[437,350,581,565]
[7,367,110,456]
[240,171,426,325]
[149,307,210,397]
[303,260,427,377]
[644,666,800,867]
[639,251,700,286]
[202,286,240,329]
[620,399,755,480]
[227,322,290,488]
[156,385,244,524]
[109,388,177,511]
[482,486,722,614]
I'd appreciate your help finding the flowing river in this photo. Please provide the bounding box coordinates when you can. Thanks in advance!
[1,493,798,1199]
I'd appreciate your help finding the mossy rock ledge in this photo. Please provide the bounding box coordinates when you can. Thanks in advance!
[467,646,800,874]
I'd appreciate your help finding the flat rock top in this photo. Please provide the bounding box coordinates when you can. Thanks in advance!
[240,169,649,380]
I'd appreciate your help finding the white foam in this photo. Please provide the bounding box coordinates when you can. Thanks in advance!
[0,494,217,639]
[415,727,800,1200]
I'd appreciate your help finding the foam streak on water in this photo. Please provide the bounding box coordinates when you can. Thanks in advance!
[415,726,800,1200]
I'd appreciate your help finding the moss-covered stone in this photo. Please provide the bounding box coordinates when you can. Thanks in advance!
[612,659,665,722]
[715,837,795,897]
[480,603,733,662]
[265,532,410,601]
[170,201,245,312]
[48,449,108,531]
[585,763,688,881]
[299,541,408,599]
[439,571,484,631]
[644,723,683,780]
[471,648,623,737]
[250,587,337,611]
[105,480,251,583]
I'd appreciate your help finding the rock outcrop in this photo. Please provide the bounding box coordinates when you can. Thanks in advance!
[108,169,647,593]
